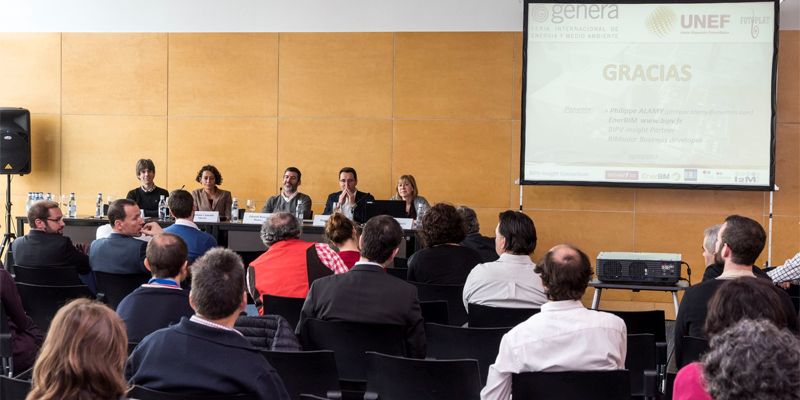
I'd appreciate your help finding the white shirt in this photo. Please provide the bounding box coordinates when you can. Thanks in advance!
[174,218,200,230]
[341,199,355,220]
[281,191,298,203]
[462,253,548,310]
[95,224,151,242]
[481,300,627,400]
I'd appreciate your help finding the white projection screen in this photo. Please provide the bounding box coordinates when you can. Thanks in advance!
[520,0,779,190]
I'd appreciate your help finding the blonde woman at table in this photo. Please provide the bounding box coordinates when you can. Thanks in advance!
[191,165,232,221]
[390,175,430,220]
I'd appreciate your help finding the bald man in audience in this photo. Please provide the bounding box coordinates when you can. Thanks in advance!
[116,233,194,342]
[481,245,627,400]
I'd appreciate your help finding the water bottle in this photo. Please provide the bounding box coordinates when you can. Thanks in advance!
[95,193,103,218]
[416,203,425,229]
[231,197,239,223]
[68,193,76,218]
[25,192,33,213]
[296,200,305,222]
[158,195,167,221]
[46,192,52,201]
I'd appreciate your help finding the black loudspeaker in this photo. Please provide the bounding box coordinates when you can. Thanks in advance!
[0,108,30,175]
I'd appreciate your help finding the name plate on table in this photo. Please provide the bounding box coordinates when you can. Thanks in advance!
[394,218,414,229]
[312,215,331,227]
[193,211,220,223]
[243,212,272,225]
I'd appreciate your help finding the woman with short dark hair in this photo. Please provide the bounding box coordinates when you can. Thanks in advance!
[191,164,233,220]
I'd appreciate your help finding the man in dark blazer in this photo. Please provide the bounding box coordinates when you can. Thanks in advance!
[13,201,91,278]
[457,206,500,263]
[322,167,374,223]
[125,248,290,399]
[296,215,426,359]
[89,199,163,275]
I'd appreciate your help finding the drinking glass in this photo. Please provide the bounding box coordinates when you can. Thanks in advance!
[246,200,256,213]
[107,195,117,205]
[60,194,68,213]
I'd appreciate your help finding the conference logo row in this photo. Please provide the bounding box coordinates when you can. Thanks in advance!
[605,170,758,183]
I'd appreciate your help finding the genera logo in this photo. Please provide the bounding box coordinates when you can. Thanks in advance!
[532,4,619,24]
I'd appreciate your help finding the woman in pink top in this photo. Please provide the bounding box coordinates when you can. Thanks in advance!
[324,212,360,270]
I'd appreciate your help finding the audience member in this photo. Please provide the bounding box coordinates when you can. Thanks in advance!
[407,203,482,284]
[163,189,217,261]
[296,215,426,359]
[674,215,799,368]
[390,174,430,220]
[322,167,374,223]
[13,200,91,282]
[26,299,129,400]
[1,267,44,374]
[247,212,347,313]
[323,211,360,269]
[191,164,233,220]
[116,233,194,342]
[126,248,290,399]
[675,319,800,400]
[463,211,547,310]
[481,245,627,400]
[457,205,500,263]
[766,250,800,289]
[89,199,163,276]
[126,158,169,218]
[700,224,770,282]
[262,167,313,219]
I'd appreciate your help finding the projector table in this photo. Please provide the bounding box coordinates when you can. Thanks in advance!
[589,279,690,316]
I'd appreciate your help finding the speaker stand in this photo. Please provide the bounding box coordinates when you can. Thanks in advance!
[0,174,16,271]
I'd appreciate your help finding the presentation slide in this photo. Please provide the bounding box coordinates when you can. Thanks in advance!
[521,1,777,189]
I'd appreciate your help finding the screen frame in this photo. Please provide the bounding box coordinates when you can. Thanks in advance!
[519,0,780,191]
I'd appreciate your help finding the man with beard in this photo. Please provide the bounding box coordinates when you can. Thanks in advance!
[13,200,92,281]
[262,167,313,219]
[673,215,799,368]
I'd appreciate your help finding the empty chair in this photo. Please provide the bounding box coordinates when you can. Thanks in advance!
[261,295,305,330]
[625,334,658,399]
[425,323,510,385]
[410,282,467,326]
[364,352,481,400]
[0,375,32,400]
[385,268,408,281]
[602,309,668,381]
[128,386,257,400]
[15,282,93,332]
[679,336,709,370]
[511,370,632,400]
[420,301,449,325]
[1,302,11,377]
[95,272,151,310]
[260,350,340,400]
[303,319,405,382]
[467,303,540,328]
[12,265,83,286]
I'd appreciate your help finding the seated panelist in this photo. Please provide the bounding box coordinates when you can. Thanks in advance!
[390,174,430,220]
[191,164,232,221]
[322,167,374,224]
[262,167,313,219]
[126,158,169,218]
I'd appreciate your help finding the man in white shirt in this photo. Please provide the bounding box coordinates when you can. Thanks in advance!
[481,245,627,400]
[261,167,313,219]
[463,211,547,310]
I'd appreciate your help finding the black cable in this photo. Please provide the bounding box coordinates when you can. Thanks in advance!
[680,261,692,286]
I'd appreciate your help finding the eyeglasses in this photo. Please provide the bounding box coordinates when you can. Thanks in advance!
[42,217,63,222]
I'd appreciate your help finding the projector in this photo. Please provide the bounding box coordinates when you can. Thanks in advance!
[596,252,681,284]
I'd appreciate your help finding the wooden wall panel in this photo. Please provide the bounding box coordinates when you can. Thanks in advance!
[777,30,799,123]
[0,33,61,114]
[773,123,800,216]
[278,33,394,118]
[62,33,167,116]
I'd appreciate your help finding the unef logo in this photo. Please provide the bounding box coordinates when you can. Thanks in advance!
[645,6,677,37]
[531,4,618,24]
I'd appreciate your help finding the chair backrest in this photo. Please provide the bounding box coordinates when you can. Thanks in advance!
[420,301,449,325]
[13,265,83,286]
[365,352,481,400]
[127,385,258,400]
[790,296,800,315]
[625,334,657,397]
[304,319,405,382]
[385,268,408,281]
[679,336,710,370]
[425,323,510,385]
[467,303,540,328]
[392,257,408,269]
[1,301,12,377]
[410,282,467,326]
[128,342,139,356]
[512,370,632,400]
[0,375,32,400]
[261,295,305,331]
[602,310,666,342]
[260,350,340,400]
[95,272,151,311]
[15,282,94,332]
[665,371,677,400]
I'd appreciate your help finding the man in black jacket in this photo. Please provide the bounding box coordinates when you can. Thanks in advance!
[322,167,374,223]
[457,206,500,263]
[296,215,426,359]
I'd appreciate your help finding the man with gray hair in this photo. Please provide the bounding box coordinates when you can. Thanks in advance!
[457,206,499,263]
[701,224,771,282]
[246,212,347,315]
